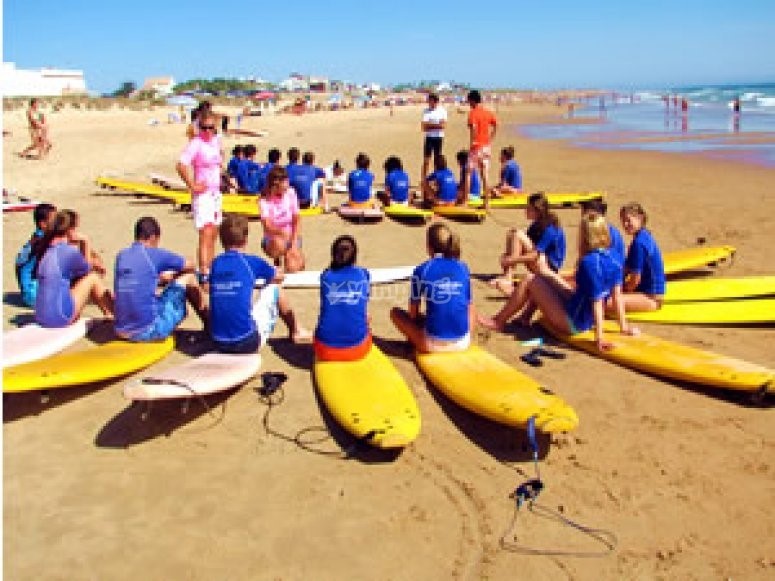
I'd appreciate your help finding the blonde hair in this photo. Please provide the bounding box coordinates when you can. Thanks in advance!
[427,223,461,259]
[578,213,611,256]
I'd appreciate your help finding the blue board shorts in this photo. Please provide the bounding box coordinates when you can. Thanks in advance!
[127,283,187,342]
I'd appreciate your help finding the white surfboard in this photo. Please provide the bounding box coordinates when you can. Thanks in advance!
[122,353,261,401]
[337,204,384,221]
[2,319,90,369]
[281,266,415,288]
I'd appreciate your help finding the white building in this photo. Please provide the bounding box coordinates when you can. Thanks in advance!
[1,62,88,97]
[140,76,176,97]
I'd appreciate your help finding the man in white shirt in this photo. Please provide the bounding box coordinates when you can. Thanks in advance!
[421,92,447,184]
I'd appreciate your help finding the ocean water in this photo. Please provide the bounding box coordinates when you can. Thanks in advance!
[518,82,775,167]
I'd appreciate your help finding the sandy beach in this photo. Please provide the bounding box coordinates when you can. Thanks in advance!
[3,99,775,580]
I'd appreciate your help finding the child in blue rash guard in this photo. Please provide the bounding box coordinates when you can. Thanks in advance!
[256,148,282,194]
[618,202,665,312]
[113,216,207,341]
[16,202,57,307]
[580,199,626,268]
[314,235,372,361]
[490,192,566,295]
[391,223,475,353]
[455,150,481,200]
[237,144,262,194]
[422,154,459,207]
[285,146,302,192]
[490,145,522,196]
[291,151,329,209]
[209,214,311,353]
[34,210,114,328]
[378,156,411,205]
[347,152,375,206]
[226,145,244,191]
[479,213,638,352]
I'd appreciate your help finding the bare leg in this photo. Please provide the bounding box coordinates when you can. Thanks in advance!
[71,272,114,318]
[390,307,429,352]
[526,276,573,334]
[197,224,217,275]
[610,292,661,313]
[177,273,209,327]
[478,273,535,331]
[277,289,311,343]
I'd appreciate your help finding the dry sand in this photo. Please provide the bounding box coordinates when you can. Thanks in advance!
[3,100,775,580]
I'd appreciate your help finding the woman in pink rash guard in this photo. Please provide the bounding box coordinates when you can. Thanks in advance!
[175,111,223,283]
[259,165,305,272]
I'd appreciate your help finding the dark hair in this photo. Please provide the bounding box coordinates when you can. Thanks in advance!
[243,144,257,158]
[501,145,515,160]
[267,148,281,164]
[33,209,79,277]
[355,152,370,170]
[383,155,402,173]
[302,151,315,165]
[434,153,448,171]
[231,145,244,157]
[580,198,608,216]
[467,90,482,105]
[333,160,342,171]
[428,92,439,103]
[33,203,57,228]
[455,150,469,166]
[528,192,560,232]
[219,214,249,248]
[427,223,460,259]
[330,235,357,270]
[134,216,161,240]
[287,147,300,163]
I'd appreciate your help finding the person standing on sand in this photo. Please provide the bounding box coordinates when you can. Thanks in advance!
[18,98,52,159]
[176,111,224,283]
[420,92,447,184]
[466,90,497,208]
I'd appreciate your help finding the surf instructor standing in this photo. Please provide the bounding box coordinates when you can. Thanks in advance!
[421,92,447,185]
[176,111,223,284]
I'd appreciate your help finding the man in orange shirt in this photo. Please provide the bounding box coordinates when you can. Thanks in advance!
[467,90,497,208]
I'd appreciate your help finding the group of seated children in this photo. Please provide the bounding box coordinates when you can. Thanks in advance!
[226,145,330,211]
[21,192,664,359]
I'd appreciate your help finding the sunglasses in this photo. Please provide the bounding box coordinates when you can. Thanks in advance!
[200,125,216,131]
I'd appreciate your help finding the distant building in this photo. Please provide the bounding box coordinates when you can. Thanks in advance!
[140,76,175,97]
[279,73,308,92]
[1,62,88,97]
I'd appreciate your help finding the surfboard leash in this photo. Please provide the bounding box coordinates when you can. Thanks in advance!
[140,377,227,427]
[498,416,618,557]
[256,372,380,459]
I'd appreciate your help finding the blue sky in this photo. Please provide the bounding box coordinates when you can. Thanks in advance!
[3,0,774,94]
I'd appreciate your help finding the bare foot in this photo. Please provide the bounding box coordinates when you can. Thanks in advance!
[476,314,504,332]
[490,278,514,296]
[291,328,313,344]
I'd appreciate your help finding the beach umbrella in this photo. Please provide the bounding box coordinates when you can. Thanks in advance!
[166,95,198,107]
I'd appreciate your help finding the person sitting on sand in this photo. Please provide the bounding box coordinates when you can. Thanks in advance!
[314,235,372,361]
[209,215,311,352]
[391,223,476,353]
[455,150,481,202]
[490,146,522,197]
[290,151,329,210]
[33,210,114,328]
[286,147,301,183]
[257,148,282,193]
[236,144,262,194]
[15,202,57,307]
[259,165,305,272]
[113,216,208,341]
[378,156,411,206]
[616,202,665,312]
[478,213,638,352]
[422,154,459,207]
[225,144,244,192]
[489,192,566,295]
[346,153,376,207]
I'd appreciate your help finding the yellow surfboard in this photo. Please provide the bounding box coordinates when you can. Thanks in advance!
[416,346,579,433]
[625,297,775,325]
[541,320,774,393]
[95,177,177,199]
[313,346,421,449]
[662,246,736,275]
[383,204,433,222]
[664,276,775,302]
[432,205,486,222]
[467,191,605,209]
[3,337,174,393]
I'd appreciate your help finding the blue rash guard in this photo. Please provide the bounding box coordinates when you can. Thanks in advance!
[427,168,458,203]
[315,266,371,348]
[625,228,666,295]
[348,169,374,203]
[565,249,623,332]
[411,256,471,340]
[385,169,411,203]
